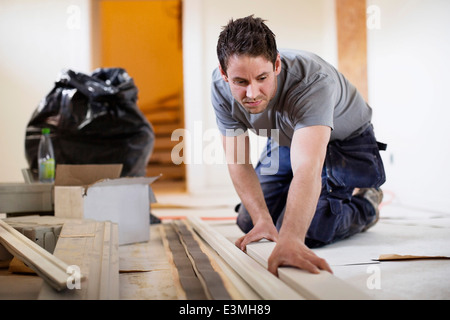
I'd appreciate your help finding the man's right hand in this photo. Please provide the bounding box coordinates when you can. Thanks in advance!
[267,236,332,276]
[235,217,278,252]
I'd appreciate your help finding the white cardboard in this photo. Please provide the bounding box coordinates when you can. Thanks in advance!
[55,176,158,245]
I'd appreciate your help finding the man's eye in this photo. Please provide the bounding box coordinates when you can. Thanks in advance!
[234,80,247,86]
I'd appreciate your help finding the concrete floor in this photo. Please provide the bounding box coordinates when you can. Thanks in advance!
[152,187,450,300]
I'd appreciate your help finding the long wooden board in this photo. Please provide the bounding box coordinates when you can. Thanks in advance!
[187,217,305,300]
[246,240,372,300]
[38,219,119,299]
[174,221,232,300]
[0,219,70,291]
[164,223,208,299]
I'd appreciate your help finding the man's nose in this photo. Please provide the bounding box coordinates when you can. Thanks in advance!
[246,83,260,99]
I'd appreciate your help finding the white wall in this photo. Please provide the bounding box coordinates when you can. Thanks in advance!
[367,0,450,212]
[183,0,337,193]
[185,0,450,214]
[0,0,93,182]
[2,0,448,213]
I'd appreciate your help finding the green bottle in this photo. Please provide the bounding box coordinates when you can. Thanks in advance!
[38,128,55,183]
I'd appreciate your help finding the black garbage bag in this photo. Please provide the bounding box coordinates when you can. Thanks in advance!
[25,68,155,178]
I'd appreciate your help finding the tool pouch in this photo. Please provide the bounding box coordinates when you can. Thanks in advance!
[325,125,386,189]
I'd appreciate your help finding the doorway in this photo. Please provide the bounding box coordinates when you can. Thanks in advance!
[98,0,185,191]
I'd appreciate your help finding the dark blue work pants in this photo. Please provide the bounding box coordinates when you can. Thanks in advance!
[236,125,386,248]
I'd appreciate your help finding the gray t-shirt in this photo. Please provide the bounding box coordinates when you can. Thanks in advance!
[211,49,372,146]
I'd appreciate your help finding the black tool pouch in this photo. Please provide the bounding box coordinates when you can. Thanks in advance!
[325,125,386,189]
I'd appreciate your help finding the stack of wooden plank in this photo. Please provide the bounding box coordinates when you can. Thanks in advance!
[0,219,69,292]
[0,216,119,299]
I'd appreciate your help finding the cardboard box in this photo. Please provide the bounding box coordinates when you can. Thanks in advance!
[0,182,53,214]
[54,164,158,245]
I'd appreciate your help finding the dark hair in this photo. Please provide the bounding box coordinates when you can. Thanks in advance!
[217,15,278,75]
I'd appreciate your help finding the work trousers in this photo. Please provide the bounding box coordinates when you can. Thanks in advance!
[236,125,387,248]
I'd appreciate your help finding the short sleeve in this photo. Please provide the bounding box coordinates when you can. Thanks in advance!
[288,74,335,131]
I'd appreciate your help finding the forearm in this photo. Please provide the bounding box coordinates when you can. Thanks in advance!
[279,163,322,242]
[227,163,272,224]
[266,164,328,275]
[267,125,331,275]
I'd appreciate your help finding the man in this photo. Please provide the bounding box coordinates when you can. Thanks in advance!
[211,16,386,275]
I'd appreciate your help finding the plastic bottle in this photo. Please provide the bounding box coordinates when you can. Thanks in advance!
[38,128,55,183]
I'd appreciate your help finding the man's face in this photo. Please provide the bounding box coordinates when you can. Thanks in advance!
[220,54,281,114]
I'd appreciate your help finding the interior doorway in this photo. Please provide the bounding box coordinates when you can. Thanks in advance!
[98,0,185,191]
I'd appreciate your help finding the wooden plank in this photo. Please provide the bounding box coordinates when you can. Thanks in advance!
[37,219,119,299]
[99,221,119,299]
[182,221,261,300]
[119,224,179,300]
[246,240,372,300]
[187,217,305,300]
[336,0,369,101]
[174,221,232,300]
[0,183,53,213]
[163,223,208,299]
[0,219,70,291]
[159,224,188,299]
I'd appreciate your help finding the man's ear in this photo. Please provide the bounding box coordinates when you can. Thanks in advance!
[218,64,228,82]
[274,53,282,76]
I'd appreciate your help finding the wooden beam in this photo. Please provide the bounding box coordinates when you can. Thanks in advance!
[159,223,188,299]
[98,220,119,299]
[37,219,119,299]
[187,217,305,300]
[181,221,261,300]
[246,240,372,300]
[163,223,209,299]
[336,0,369,102]
[0,183,53,214]
[0,219,71,291]
[174,221,232,300]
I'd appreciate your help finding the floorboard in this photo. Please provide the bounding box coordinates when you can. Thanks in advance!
[152,190,450,300]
